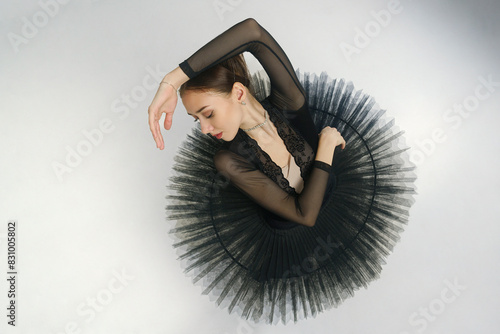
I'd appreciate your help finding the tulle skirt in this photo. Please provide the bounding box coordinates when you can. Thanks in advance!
[166,71,417,324]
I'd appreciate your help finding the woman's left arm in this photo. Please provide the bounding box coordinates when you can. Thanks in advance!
[149,18,318,150]
[148,67,189,150]
[178,18,318,149]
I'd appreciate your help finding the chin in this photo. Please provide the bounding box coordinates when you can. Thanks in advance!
[223,131,237,142]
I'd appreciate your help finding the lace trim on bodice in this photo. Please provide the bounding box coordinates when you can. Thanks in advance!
[239,98,315,195]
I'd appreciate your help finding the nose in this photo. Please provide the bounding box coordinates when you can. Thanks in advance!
[199,119,214,134]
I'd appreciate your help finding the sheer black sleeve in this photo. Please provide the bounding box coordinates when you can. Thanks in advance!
[214,149,331,227]
[182,18,331,227]
[179,18,306,112]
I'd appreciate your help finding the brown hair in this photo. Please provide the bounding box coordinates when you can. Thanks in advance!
[179,54,253,98]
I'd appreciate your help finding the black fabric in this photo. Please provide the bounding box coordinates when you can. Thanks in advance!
[166,18,418,324]
[180,18,331,226]
[167,72,417,324]
[313,160,333,173]
[179,18,319,151]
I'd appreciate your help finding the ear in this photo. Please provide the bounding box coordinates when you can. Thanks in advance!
[231,82,247,103]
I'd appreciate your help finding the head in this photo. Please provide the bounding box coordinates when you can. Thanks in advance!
[180,54,253,141]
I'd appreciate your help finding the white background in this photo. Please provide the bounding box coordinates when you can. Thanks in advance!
[1,0,499,333]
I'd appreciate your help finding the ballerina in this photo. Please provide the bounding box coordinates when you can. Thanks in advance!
[148,18,416,324]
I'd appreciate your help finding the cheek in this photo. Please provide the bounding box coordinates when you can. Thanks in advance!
[217,107,237,129]
[228,107,240,126]
[217,112,237,139]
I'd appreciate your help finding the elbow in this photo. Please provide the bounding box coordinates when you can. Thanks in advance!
[294,199,317,227]
[298,211,317,227]
[243,17,259,26]
[296,218,315,228]
[303,218,316,228]
[242,18,263,39]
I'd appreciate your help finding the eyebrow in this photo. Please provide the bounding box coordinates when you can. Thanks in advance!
[187,105,209,116]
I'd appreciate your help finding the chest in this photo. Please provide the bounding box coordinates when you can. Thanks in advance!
[257,131,304,192]
[234,107,315,195]
[254,127,291,169]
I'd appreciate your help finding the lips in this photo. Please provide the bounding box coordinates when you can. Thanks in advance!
[214,132,223,139]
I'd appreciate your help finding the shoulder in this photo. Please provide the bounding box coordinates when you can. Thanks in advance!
[213,149,233,170]
[214,149,256,175]
[213,149,241,173]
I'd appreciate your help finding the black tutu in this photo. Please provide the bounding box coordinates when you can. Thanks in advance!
[166,71,417,324]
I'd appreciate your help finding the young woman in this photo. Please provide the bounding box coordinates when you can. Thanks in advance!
[148,18,416,324]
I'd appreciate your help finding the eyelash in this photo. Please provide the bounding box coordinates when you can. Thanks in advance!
[193,111,213,122]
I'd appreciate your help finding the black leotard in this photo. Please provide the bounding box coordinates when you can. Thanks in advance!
[179,18,334,226]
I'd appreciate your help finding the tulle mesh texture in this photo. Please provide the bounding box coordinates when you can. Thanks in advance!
[166,71,417,324]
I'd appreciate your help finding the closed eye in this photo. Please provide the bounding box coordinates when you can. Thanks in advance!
[193,111,213,122]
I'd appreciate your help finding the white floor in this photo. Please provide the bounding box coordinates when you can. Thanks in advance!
[1,0,499,333]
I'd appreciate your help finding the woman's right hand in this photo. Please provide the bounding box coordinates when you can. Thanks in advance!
[148,82,178,150]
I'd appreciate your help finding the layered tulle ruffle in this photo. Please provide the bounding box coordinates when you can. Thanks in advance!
[166,71,417,324]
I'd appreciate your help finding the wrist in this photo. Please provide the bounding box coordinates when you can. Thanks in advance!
[315,145,334,165]
[163,67,189,91]
[313,160,332,173]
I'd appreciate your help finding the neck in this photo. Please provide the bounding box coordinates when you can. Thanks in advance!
[239,95,276,142]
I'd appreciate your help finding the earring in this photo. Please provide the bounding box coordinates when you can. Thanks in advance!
[241,101,246,105]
